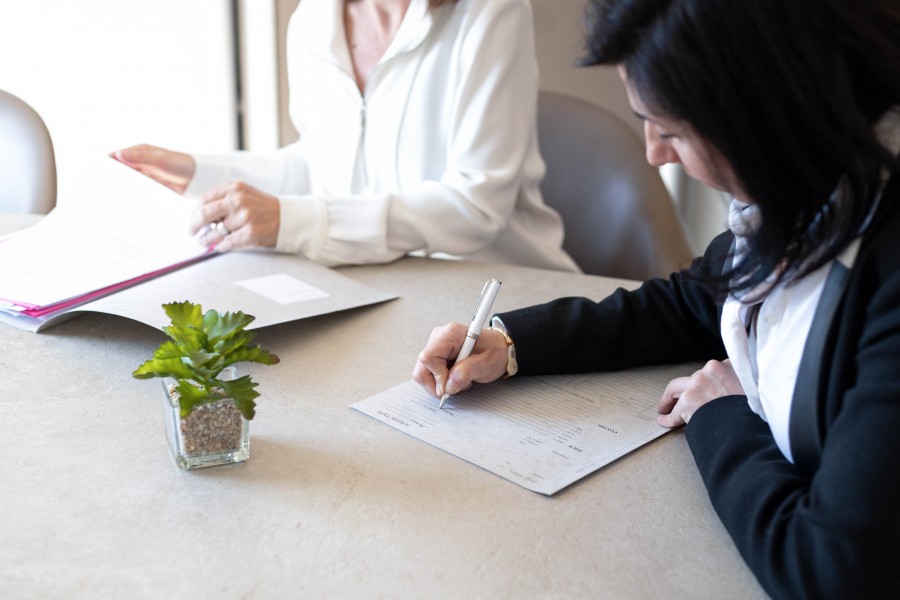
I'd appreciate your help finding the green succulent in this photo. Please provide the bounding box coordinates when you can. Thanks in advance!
[133,301,280,420]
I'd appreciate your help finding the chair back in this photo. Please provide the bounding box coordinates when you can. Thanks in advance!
[0,90,57,214]
[537,91,695,280]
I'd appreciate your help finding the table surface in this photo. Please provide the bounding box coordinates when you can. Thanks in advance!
[0,214,766,599]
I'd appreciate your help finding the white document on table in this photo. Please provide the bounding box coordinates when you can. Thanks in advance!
[352,363,696,495]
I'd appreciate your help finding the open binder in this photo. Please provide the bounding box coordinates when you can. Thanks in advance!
[0,158,395,332]
[0,158,215,327]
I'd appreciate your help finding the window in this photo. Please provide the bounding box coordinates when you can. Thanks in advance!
[0,0,238,207]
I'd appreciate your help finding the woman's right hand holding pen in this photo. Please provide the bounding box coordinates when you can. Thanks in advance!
[413,323,510,399]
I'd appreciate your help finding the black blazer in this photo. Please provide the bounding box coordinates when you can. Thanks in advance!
[496,175,900,599]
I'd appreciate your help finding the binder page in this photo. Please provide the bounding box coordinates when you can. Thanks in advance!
[352,363,697,495]
[0,157,204,309]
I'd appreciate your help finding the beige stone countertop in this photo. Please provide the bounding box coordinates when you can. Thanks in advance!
[0,214,766,599]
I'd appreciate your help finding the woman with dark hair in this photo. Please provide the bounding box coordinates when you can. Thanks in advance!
[413,0,900,597]
[113,0,577,272]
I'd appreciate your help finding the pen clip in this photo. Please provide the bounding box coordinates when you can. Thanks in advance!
[471,280,492,321]
[470,278,501,321]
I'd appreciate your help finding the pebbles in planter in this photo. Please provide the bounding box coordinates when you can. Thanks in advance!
[168,384,244,456]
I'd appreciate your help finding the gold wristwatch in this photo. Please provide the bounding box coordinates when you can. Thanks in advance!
[488,325,518,380]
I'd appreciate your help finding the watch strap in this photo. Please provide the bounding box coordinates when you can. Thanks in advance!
[488,326,518,380]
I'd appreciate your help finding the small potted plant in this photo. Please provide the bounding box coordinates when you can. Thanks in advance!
[133,301,280,469]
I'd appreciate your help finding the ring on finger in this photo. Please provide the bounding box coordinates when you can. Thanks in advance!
[215,221,231,237]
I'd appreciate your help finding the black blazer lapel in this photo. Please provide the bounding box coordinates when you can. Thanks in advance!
[789,168,900,473]
[789,261,851,474]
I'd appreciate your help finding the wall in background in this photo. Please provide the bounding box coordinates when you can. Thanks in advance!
[275,0,302,145]
[531,0,637,137]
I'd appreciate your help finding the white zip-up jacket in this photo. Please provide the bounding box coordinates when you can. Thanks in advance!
[186,0,578,272]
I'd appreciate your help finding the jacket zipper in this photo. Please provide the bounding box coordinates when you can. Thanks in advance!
[358,96,368,189]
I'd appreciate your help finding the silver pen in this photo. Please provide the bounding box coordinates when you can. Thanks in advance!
[440,278,502,409]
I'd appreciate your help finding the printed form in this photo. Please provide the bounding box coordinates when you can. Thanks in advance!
[352,363,697,495]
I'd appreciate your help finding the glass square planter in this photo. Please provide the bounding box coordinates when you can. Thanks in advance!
[160,367,250,469]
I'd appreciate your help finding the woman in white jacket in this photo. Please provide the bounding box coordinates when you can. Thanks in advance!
[114,0,579,272]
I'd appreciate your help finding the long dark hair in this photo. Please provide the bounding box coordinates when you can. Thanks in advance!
[583,0,900,292]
